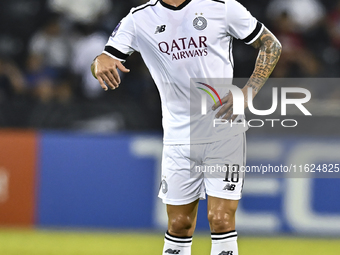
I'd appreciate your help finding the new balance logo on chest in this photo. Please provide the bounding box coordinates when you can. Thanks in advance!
[155,25,166,34]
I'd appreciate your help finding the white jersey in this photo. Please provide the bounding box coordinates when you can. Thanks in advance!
[104,0,263,144]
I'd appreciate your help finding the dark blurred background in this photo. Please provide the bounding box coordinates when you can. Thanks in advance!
[0,0,339,133]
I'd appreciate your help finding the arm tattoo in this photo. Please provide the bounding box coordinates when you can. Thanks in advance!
[245,28,282,96]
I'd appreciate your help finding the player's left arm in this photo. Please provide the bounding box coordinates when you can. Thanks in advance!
[214,27,282,120]
[245,27,282,99]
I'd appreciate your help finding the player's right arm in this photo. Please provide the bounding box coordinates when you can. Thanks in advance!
[91,54,130,91]
[91,11,138,91]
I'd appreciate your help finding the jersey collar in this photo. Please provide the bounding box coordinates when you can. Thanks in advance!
[160,0,192,10]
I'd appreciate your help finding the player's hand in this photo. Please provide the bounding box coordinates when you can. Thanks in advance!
[91,53,130,91]
[212,88,247,122]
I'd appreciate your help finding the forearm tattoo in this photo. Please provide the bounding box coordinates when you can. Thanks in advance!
[246,28,282,95]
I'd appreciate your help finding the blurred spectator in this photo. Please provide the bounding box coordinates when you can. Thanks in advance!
[25,53,74,104]
[327,1,340,49]
[267,0,325,32]
[55,76,74,104]
[48,0,112,24]
[271,12,320,77]
[0,57,25,103]
[25,54,57,103]
[29,14,72,76]
[71,24,107,99]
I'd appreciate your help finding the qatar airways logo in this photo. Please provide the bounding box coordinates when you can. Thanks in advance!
[158,36,208,61]
[197,83,312,128]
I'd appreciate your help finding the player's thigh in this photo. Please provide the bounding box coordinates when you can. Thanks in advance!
[203,133,246,201]
[159,144,205,205]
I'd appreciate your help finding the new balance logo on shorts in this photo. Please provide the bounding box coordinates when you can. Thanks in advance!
[165,249,180,254]
[223,183,236,191]
[218,251,233,255]
[155,25,166,34]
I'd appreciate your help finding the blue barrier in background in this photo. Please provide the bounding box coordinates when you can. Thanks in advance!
[38,132,157,229]
[37,132,340,235]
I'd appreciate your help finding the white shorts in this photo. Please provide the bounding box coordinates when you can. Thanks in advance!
[158,133,246,205]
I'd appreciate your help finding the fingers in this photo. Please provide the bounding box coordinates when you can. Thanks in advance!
[215,102,238,121]
[111,68,121,85]
[212,92,239,121]
[212,93,231,110]
[222,111,238,122]
[215,101,232,118]
[93,54,129,91]
[117,62,130,73]
[215,104,238,122]
[221,109,232,120]
[230,114,238,122]
[212,101,221,111]
[98,71,118,90]
[105,69,119,89]
[97,76,108,91]
[217,109,238,123]
[209,90,242,123]
[96,68,120,90]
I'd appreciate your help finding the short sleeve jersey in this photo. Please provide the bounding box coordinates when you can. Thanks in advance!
[105,0,263,144]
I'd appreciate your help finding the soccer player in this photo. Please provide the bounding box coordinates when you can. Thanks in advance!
[91,0,281,254]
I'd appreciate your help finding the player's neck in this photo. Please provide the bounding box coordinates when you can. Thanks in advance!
[162,0,188,8]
